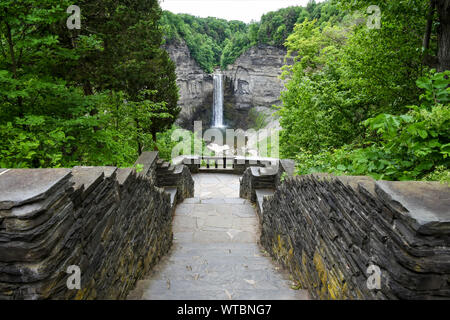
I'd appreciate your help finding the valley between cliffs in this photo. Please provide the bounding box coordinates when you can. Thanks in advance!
[164,40,291,131]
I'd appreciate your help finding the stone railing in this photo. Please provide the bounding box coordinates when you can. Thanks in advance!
[155,157,194,205]
[239,159,295,216]
[240,168,450,300]
[174,155,280,175]
[0,152,194,300]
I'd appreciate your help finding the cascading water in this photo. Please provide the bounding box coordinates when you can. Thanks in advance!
[212,72,224,127]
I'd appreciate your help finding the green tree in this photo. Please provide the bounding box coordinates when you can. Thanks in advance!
[59,0,180,148]
[279,0,449,182]
[294,72,450,183]
[338,0,449,72]
[161,3,342,71]
[280,20,350,157]
[162,11,249,72]
[0,0,180,167]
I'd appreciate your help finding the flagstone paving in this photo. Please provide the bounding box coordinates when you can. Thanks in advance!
[127,174,309,300]
[193,173,240,198]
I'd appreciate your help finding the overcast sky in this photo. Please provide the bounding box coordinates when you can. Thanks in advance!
[159,0,324,23]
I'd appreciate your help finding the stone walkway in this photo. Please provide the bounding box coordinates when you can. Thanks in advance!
[128,174,309,300]
[192,173,240,198]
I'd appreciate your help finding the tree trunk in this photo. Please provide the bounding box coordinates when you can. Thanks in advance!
[135,118,143,155]
[137,139,143,155]
[83,81,94,96]
[423,0,436,50]
[436,0,450,71]
[151,129,159,151]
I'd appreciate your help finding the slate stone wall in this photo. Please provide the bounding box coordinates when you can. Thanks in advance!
[239,167,276,202]
[257,174,450,300]
[0,152,194,300]
[155,160,194,204]
[239,159,295,203]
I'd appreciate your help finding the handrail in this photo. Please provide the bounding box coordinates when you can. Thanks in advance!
[175,155,280,172]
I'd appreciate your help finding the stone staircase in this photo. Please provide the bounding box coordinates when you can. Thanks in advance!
[155,159,194,206]
[156,159,184,187]
[127,174,309,300]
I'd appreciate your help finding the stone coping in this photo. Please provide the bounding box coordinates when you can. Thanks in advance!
[376,180,450,233]
[0,169,72,210]
[134,151,159,176]
[71,166,117,191]
[297,173,450,234]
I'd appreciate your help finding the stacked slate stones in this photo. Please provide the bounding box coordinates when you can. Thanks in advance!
[239,160,294,204]
[0,169,78,300]
[71,166,174,300]
[156,159,194,205]
[0,152,194,300]
[250,173,450,300]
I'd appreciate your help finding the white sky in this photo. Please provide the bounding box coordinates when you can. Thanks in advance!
[159,0,324,23]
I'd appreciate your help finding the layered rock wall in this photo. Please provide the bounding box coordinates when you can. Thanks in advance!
[0,152,194,300]
[165,41,289,129]
[223,45,291,129]
[240,168,450,299]
[164,40,213,128]
[260,175,450,299]
[224,45,288,110]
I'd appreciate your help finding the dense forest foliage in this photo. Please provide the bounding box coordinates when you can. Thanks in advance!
[1,0,448,183]
[279,0,449,183]
[161,0,449,183]
[161,0,345,72]
[0,0,181,168]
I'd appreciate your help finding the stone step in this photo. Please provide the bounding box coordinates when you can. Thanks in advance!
[154,256,277,271]
[139,288,308,300]
[149,266,290,283]
[173,229,258,244]
[181,197,250,205]
[130,270,308,300]
[161,242,262,256]
[127,173,310,301]
[139,278,293,292]
[161,162,170,169]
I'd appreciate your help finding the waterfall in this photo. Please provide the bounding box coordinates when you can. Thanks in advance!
[212,72,224,127]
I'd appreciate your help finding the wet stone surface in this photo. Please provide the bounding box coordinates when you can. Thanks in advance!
[193,173,241,198]
[0,169,72,210]
[128,174,309,300]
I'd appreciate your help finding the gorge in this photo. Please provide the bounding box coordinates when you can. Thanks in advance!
[165,40,290,131]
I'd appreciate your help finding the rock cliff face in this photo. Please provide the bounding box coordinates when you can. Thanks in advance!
[165,41,289,130]
[164,41,213,128]
[224,45,288,110]
[223,45,290,130]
